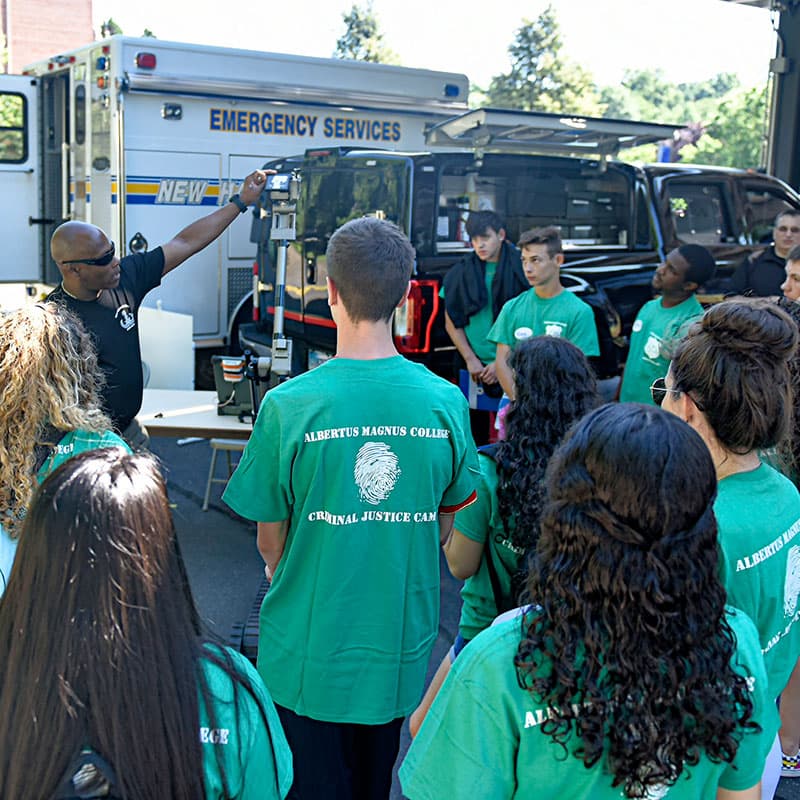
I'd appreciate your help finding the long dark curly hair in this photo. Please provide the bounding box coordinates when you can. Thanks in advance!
[496,336,598,553]
[515,403,757,797]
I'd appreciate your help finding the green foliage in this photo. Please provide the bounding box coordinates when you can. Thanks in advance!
[484,5,602,115]
[680,86,767,170]
[142,29,157,38]
[334,4,399,64]
[100,18,123,37]
[482,3,767,170]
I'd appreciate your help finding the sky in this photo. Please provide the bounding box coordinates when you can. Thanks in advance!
[90,0,778,91]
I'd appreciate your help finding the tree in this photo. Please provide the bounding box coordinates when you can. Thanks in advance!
[681,86,767,170]
[100,18,123,37]
[334,4,399,64]
[484,5,602,116]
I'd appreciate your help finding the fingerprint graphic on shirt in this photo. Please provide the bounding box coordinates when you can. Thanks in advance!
[354,442,401,505]
[784,544,800,617]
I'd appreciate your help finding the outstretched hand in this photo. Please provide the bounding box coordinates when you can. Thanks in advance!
[239,169,275,205]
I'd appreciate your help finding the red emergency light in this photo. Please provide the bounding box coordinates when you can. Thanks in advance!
[135,52,156,69]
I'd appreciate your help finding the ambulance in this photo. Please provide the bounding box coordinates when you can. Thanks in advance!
[0,35,469,370]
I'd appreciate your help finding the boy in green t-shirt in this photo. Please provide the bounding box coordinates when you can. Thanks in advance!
[224,217,480,800]
[442,210,528,386]
[619,244,716,404]
[488,226,599,401]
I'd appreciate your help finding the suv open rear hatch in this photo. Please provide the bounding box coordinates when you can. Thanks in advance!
[425,108,679,159]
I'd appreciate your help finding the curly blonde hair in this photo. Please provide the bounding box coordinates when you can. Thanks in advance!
[0,303,112,536]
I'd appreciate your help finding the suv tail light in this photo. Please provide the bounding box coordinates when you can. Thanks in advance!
[394,279,439,353]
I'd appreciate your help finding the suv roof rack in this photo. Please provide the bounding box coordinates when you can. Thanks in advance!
[425,108,680,158]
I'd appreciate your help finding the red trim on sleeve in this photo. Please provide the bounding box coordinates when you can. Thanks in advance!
[440,490,477,515]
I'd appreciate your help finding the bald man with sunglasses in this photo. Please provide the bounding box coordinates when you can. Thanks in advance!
[48,169,269,448]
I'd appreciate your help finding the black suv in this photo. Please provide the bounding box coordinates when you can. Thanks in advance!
[240,109,800,379]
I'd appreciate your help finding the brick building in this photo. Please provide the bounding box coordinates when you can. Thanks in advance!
[2,0,93,73]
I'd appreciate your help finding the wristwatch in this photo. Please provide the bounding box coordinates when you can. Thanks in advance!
[229,193,247,214]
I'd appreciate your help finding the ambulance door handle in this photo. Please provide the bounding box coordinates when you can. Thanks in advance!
[305,256,316,285]
[28,217,57,226]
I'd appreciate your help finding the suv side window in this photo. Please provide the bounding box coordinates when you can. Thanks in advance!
[665,180,735,246]
[435,156,633,253]
[741,182,799,244]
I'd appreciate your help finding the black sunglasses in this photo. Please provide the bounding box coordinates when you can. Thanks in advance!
[650,376,682,407]
[62,241,116,267]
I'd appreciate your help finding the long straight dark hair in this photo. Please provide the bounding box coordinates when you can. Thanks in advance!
[0,449,269,799]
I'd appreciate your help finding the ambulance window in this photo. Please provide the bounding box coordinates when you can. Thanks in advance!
[0,93,27,163]
[74,85,86,145]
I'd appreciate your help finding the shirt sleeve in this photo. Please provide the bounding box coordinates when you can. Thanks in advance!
[127,247,165,302]
[718,609,781,791]
[439,394,481,513]
[223,394,293,523]
[454,458,495,544]
[399,635,518,800]
[571,301,600,357]
[235,657,294,800]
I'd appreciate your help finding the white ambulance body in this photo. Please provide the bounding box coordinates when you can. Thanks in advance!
[1,36,468,351]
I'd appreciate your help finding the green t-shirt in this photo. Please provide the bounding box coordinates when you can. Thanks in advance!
[1,429,131,599]
[400,610,777,800]
[619,296,703,404]
[456,454,523,640]
[36,428,131,480]
[440,261,498,364]
[715,462,800,701]
[224,356,480,724]
[199,647,293,799]
[463,261,498,363]
[487,289,599,357]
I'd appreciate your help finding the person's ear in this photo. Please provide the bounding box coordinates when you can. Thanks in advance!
[396,281,411,309]
[326,276,338,306]
[497,228,506,242]
[682,280,698,292]
[555,253,565,268]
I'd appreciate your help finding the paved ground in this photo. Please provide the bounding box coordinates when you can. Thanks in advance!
[150,434,800,800]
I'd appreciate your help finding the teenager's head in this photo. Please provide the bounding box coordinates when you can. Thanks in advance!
[326,217,414,323]
[517,226,564,291]
[0,302,110,536]
[496,336,598,555]
[664,299,797,454]
[774,209,800,259]
[652,244,715,298]
[0,449,209,798]
[782,244,800,302]
[466,210,506,262]
[517,403,755,795]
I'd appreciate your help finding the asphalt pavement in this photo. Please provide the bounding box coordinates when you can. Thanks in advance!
[150,433,800,800]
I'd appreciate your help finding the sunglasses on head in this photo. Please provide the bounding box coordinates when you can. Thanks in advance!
[650,376,681,407]
[62,241,116,267]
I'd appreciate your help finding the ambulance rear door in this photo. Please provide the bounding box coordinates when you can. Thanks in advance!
[0,75,41,282]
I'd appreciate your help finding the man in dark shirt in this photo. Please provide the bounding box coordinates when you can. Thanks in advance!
[731,209,800,297]
[48,169,269,448]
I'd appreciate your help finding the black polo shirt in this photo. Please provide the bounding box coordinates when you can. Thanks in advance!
[48,248,164,431]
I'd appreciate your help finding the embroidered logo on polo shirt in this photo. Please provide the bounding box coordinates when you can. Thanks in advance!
[115,305,135,331]
[544,322,565,338]
[354,441,401,505]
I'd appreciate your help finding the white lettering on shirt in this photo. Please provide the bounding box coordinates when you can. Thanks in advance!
[199,727,230,745]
